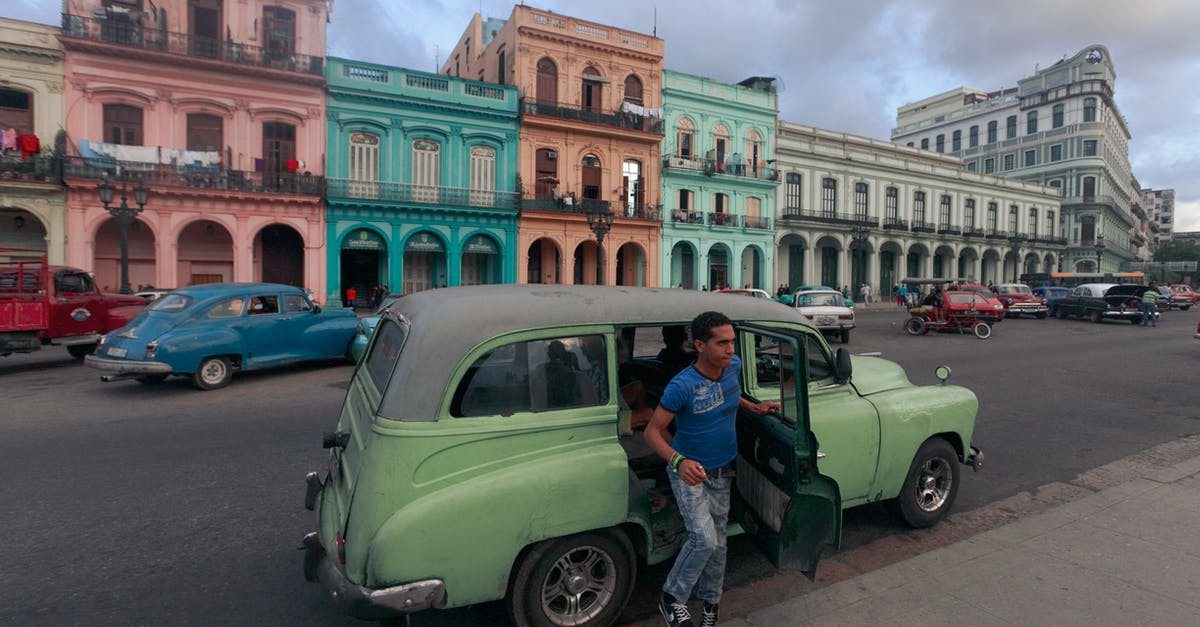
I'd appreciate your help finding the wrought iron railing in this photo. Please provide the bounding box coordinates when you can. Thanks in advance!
[328,178,517,209]
[670,210,706,225]
[63,156,322,195]
[882,218,908,230]
[779,208,878,227]
[520,197,659,220]
[985,229,1009,239]
[61,13,324,76]
[963,227,985,237]
[937,225,962,236]
[521,99,664,134]
[708,213,741,228]
[662,155,780,182]
[0,154,59,184]
[743,215,772,230]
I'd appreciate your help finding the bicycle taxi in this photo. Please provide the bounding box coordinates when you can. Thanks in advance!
[901,277,993,339]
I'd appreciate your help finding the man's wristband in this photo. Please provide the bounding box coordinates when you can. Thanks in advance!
[670,453,685,469]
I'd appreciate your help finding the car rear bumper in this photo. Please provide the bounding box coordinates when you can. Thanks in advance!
[1006,304,1048,314]
[301,532,445,620]
[84,355,173,377]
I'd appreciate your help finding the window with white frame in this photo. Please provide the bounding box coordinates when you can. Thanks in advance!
[821,178,836,216]
[939,194,952,229]
[854,182,868,219]
[913,191,926,224]
[745,129,762,177]
[986,202,998,232]
[412,139,440,202]
[676,117,694,159]
[1024,149,1036,167]
[952,130,961,152]
[1026,110,1038,134]
[1083,98,1097,122]
[785,173,801,210]
[1050,144,1063,162]
[1006,115,1017,139]
[987,121,997,144]
[1004,154,1014,170]
[969,125,979,147]
[964,199,976,230]
[1009,205,1019,233]
[1052,104,1064,128]
[1047,210,1055,236]
[885,187,898,221]
[1083,140,1097,157]
[348,132,380,199]
[1029,207,1038,237]
[469,146,496,207]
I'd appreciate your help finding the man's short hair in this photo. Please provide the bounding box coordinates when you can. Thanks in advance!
[691,311,732,343]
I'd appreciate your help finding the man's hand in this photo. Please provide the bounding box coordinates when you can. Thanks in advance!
[749,400,780,415]
[678,458,707,486]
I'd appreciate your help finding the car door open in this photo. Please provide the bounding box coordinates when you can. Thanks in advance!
[733,323,841,577]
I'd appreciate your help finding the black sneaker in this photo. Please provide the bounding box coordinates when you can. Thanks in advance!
[701,602,719,627]
[659,592,694,627]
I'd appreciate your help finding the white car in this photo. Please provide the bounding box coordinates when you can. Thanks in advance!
[793,289,856,343]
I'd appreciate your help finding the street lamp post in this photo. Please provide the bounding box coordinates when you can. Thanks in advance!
[585,202,615,285]
[850,225,870,298]
[1093,233,1106,274]
[97,173,150,294]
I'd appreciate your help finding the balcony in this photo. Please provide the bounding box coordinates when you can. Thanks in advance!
[743,215,772,230]
[328,178,517,209]
[61,14,324,78]
[0,154,59,185]
[963,227,985,238]
[937,225,962,236]
[985,229,1009,239]
[520,197,660,221]
[911,220,936,233]
[780,208,879,227]
[662,155,780,183]
[63,156,322,196]
[521,99,663,135]
[882,217,908,230]
[708,213,741,228]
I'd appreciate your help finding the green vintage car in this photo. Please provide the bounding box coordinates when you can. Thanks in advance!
[302,285,982,626]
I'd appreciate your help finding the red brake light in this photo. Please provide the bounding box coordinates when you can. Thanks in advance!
[335,533,346,565]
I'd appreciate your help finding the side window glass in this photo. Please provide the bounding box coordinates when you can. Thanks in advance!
[248,294,280,315]
[451,335,607,418]
[745,330,798,426]
[804,334,834,382]
[284,293,313,313]
[366,319,406,391]
[207,297,245,318]
[55,272,87,293]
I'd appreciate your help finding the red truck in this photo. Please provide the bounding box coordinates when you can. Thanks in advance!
[0,253,145,358]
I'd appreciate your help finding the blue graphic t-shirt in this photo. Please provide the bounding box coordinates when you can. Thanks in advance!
[660,354,742,469]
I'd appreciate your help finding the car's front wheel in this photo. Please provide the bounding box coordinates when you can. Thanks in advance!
[972,321,992,339]
[1054,306,1067,319]
[507,529,635,627]
[892,438,960,528]
[1089,310,1103,323]
[192,356,232,390]
[904,317,926,336]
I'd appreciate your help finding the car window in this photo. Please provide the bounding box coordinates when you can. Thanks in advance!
[451,335,607,418]
[148,293,192,313]
[207,297,245,318]
[55,271,93,294]
[804,334,834,382]
[284,293,314,313]
[746,331,798,426]
[247,294,280,315]
[365,319,406,392]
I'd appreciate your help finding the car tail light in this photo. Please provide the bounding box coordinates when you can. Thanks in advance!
[336,533,346,566]
[838,314,853,320]
[803,314,814,320]
[145,341,158,359]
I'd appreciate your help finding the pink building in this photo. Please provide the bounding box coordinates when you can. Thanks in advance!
[59,0,328,297]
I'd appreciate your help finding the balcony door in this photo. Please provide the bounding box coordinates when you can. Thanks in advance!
[581,67,602,112]
[536,58,557,106]
[262,122,295,183]
[263,6,296,59]
[582,154,602,200]
[189,0,221,58]
[186,113,223,152]
[535,148,557,200]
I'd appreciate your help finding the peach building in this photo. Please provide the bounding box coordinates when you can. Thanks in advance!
[59,0,328,296]
[444,6,663,285]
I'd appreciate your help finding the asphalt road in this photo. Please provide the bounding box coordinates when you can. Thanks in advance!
[1,305,1197,626]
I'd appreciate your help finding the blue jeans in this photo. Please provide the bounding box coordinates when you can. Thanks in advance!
[663,467,732,604]
[1140,302,1157,325]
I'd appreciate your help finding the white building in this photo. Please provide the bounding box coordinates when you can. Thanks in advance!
[892,45,1136,275]
[1141,188,1175,251]
[774,121,1064,298]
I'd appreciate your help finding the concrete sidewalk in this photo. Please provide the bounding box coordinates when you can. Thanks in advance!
[725,454,1200,626]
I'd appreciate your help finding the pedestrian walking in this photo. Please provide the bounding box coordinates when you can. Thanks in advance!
[345,285,357,309]
[644,311,780,627]
[896,284,906,307]
[860,283,871,306]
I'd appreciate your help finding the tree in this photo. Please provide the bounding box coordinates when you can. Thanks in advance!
[1153,241,1200,263]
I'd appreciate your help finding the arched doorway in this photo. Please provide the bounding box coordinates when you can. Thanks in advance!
[527,238,561,284]
[905,243,929,279]
[177,219,233,286]
[461,234,502,285]
[573,240,600,285]
[815,235,841,289]
[615,242,645,286]
[670,241,697,289]
[1043,253,1056,273]
[256,224,304,287]
[850,238,872,295]
[740,245,764,289]
[958,247,979,281]
[707,244,730,290]
[1023,253,1040,278]
[1075,259,1096,273]
[878,241,903,294]
[933,245,955,279]
[94,217,156,291]
[0,209,47,259]
[778,234,806,289]
[341,228,387,304]
[981,249,1002,284]
[402,231,446,294]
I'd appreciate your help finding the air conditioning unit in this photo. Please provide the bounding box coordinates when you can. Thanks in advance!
[546,150,557,160]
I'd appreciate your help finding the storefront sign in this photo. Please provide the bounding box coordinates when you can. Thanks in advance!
[404,232,445,253]
[463,235,499,255]
[343,229,385,250]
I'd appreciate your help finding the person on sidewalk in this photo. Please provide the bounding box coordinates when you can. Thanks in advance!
[644,311,780,627]
[896,284,906,307]
[860,283,871,306]
[1141,283,1159,326]
[345,285,357,309]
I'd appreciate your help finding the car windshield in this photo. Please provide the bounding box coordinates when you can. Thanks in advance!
[147,293,192,313]
[996,285,1031,295]
[797,292,842,307]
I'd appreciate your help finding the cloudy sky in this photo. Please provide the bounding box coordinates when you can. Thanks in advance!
[7,0,1198,230]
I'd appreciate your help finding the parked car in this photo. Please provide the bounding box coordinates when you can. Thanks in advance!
[949,283,1006,323]
[134,288,175,304]
[793,289,856,343]
[719,287,773,300]
[86,283,358,389]
[1050,283,1148,324]
[302,285,982,625]
[992,283,1048,318]
[349,293,405,362]
[1160,284,1193,311]
[0,254,144,358]
[776,285,855,308]
[1031,286,1071,312]
[1168,284,1200,306]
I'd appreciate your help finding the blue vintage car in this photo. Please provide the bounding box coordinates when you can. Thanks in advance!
[349,294,405,362]
[85,283,358,390]
[1031,286,1071,311]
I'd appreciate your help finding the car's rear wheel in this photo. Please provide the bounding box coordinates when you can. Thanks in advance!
[904,317,926,336]
[136,374,168,385]
[193,356,232,390]
[67,343,96,359]
[507,529,635,627]
[1054,307,1067,319]
[892,438,960,528]
[840,329,851,344]
[972,321,992,339]
[1089,310,1103,323]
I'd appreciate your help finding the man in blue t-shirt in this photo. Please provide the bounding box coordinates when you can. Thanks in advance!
[645,311,780,627]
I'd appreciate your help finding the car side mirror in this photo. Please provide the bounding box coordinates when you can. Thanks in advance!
[834,347,852,383]
[312,305,321,313]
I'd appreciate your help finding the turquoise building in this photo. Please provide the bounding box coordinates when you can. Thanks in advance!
[325,58,520,304]
[660,71,780,290]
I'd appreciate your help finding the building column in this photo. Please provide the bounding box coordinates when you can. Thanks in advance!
[802,245,815,285]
